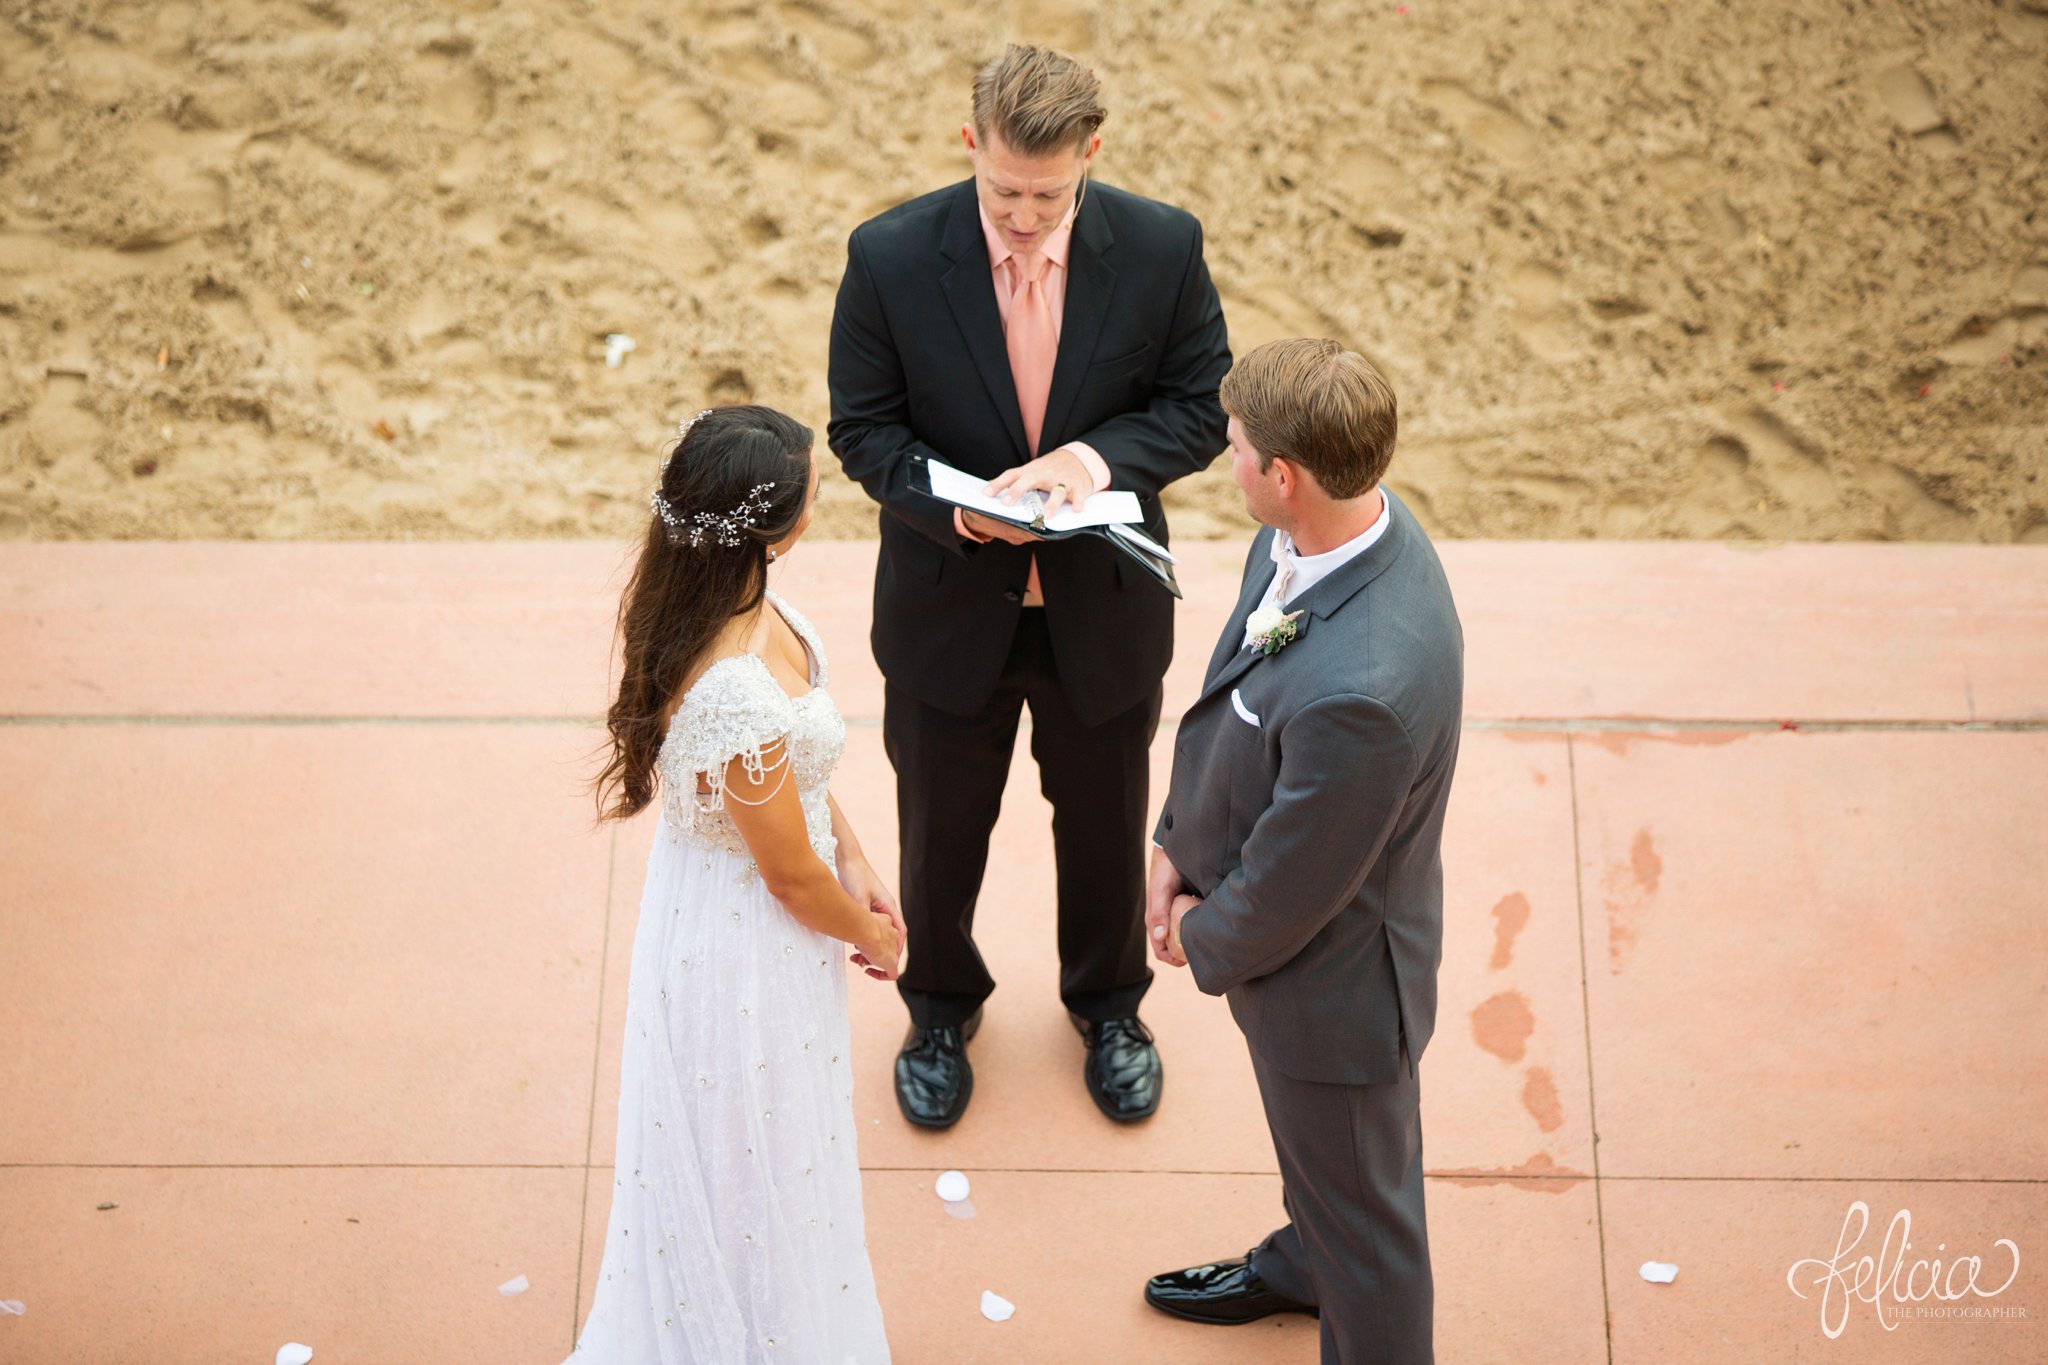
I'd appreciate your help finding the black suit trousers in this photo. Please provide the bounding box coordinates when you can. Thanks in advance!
[885,609,1158,1029]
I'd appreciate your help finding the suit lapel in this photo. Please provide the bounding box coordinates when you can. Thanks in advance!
[1194,494,1413,706]
[1199,609,1293,705]
[936,182,1030,464]
[1038,190,1117,453]
[1199,529,1279,691]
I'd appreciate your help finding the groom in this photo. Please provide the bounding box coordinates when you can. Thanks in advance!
[1143,340,1462,1364]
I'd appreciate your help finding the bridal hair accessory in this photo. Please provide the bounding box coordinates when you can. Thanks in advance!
[670,409,705,440]
[652,480,778,549]
[651,408,779,549]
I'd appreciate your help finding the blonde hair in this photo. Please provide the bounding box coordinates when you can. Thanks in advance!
[971,44,1107,158]
[1219,339,1399,499]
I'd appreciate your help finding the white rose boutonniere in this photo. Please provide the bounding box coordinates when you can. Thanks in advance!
[1246,604,1305,656]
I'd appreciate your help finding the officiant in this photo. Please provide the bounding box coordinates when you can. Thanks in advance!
[827,43,1232,1129]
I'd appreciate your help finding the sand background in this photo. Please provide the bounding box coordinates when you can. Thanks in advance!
[1,0,2044,544]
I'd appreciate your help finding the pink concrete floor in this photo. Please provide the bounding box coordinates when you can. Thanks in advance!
[2,539,2045,1364]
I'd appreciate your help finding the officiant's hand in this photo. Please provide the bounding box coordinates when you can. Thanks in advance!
[989,447,1093,518]
[960,508,1044,546]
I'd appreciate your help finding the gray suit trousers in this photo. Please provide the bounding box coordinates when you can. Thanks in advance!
[1247,1048,1434,1365]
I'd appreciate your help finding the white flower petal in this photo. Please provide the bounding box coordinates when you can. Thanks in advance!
[499,1274,529,1296]
[934,1170,970,1203]
[1639,1260,1679,1284]
[276,1345,314,1365]
[979,1290,1015,1322]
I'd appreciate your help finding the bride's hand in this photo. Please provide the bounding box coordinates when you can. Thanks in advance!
[869,878,907,976]
[851,911,903,981]
[835,849,876,905]
[839,856,907,980]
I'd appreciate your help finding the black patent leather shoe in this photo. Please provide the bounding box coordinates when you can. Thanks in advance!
[894,1007,982,1129]
[1071,1013,1162,1122]
[1144,1253,1319,1324]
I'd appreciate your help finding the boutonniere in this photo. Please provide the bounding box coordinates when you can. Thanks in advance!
[1245,604,1305,656]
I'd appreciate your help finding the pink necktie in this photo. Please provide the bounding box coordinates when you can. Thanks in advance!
[1006,252,1057,455]
[1006,252,1058,605]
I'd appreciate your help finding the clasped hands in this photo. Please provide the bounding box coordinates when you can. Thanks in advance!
[837,850,908,982]
[960,447,1094,546]
[1146,844,1200,970]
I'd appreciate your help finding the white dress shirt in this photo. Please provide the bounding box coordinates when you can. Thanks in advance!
[1241,492,1392,649]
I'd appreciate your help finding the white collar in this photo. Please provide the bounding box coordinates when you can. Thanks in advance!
[1271,489,1392,578]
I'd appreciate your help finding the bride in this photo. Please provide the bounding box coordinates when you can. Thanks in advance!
[573,404,903,1363]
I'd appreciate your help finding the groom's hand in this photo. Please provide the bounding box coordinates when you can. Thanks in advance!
[1163,893,1200,969]
[1148,845,1191,966]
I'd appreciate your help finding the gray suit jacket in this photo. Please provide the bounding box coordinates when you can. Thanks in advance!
[1156,490,1463,1085]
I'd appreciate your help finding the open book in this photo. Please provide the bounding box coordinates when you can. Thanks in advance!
[913,457,1181,598]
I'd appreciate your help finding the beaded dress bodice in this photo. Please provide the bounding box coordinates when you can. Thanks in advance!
[655,591,846,867]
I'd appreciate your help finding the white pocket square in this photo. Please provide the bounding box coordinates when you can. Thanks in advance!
[1230,688,1262,728]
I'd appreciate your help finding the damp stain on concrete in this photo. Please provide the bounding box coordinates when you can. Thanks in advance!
[1435,1151,1588,1192]
[1489,892,1531,970]
[1471,989,1535,1063]
[1606,826,1662,972]
[1522,1065,1565,1133]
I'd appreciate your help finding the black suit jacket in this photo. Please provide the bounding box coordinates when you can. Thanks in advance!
[828,178,1231,727]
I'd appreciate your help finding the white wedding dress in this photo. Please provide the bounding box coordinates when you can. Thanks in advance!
[567,591,891,1364]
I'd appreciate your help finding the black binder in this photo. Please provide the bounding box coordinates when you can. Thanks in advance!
[908,456,1182,599]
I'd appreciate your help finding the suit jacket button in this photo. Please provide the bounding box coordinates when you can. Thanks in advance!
[1003,588,1023,603]
[1163,811,1174,830]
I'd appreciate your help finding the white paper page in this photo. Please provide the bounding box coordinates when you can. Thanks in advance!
[927,458,1142,531]
[1107,522,1176,563]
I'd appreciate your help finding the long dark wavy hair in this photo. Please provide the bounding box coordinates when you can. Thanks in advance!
[595,404,814,822]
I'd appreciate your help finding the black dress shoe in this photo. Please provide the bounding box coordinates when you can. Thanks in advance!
[894,1007,982,1129]
[1144,1253,1319,1324]
[1070,1013,1162,1122]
